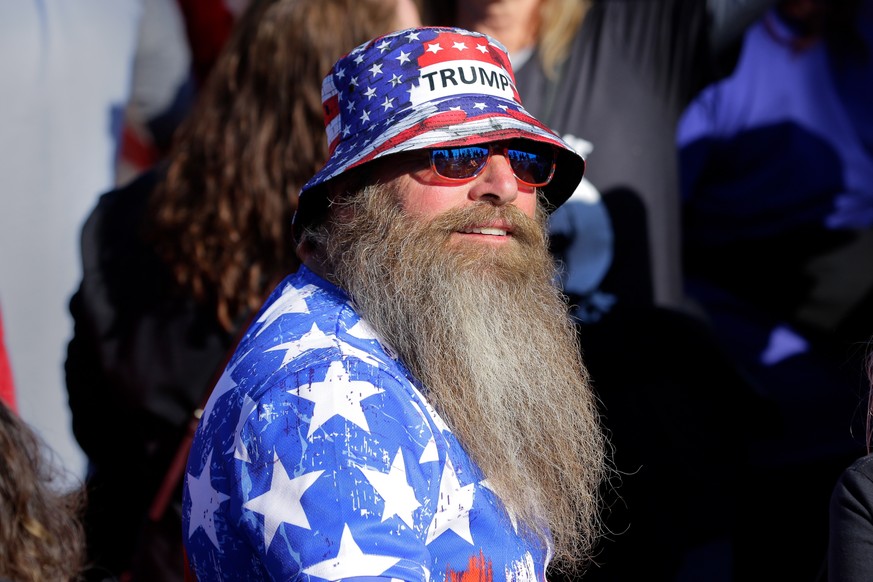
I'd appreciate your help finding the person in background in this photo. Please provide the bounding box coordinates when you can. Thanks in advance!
[0,399,86,582]
[424,0,776,318]
[421,2,779,579]
[116,0,196,184]
[829,348,873,581]
[677,1,873,578]
[176,0,252,90]
[183,26,609,580]
[65,0,421,580]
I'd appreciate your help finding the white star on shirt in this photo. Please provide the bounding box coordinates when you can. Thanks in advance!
[381,97,394,111]
[266,323,336,367]
[452,41,468,51]
[186,450,230,548]
[335,67,346,79]
[288,360,384,438]
[349,75,359,87]
[425,42,443,54]
[473,102,487,110]
[369,62,383,77]
[360,448,422,528]
[360,109,371,123]
[405,31,420,41]
[254,283,316,336]
[229,394,258,463]
[201,362,245,428]
[419,436,439,464]
[396,50,411,64]
[346,99,356,113]
[377,39,392,53]
[345,321,398,360]
[346,320,379,340]
[243,452,323,550]
[425,458,476,545]
[498,104,509,111]
[389,73,403,87]
[336,338,388,368]
[354,53,365,65]
[476,43,488,54]
[364,86,377,100]
[302,524,401,579]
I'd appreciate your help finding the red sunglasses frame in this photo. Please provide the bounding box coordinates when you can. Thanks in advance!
[427,141,557,187]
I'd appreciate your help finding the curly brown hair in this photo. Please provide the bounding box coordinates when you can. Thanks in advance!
[148,0,409,331]
[0,401,86,582]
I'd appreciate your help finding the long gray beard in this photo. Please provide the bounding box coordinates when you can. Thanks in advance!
[323,183,607,569]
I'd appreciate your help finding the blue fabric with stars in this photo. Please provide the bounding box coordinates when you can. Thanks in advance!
[182,266,549,581]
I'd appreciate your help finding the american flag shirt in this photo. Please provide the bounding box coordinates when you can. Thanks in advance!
[183,266,550,581]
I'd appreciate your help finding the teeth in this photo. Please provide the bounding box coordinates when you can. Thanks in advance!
[461,227,507,236]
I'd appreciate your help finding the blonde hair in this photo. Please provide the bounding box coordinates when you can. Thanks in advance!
[422,0,591,80]
[538,0,591,79]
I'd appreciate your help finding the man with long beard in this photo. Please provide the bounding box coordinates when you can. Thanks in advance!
[183,26,608,581]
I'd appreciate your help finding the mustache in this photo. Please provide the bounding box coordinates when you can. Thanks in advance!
[424,202,546,247]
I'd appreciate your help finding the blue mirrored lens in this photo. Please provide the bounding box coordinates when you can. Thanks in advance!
[429,141,556,186]
[430,146,490,179]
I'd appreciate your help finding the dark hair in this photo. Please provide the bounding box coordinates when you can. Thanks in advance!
[0,401,86,582]
[866,347,873,453]
[147,0,403,331]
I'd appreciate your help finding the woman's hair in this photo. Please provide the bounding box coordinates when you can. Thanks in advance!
[0,401,85,582]
[148,0,406,331]
[538,0,590,79]
[422,0,590,79]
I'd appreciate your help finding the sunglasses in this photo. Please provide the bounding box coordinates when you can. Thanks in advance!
[428,140,558,187]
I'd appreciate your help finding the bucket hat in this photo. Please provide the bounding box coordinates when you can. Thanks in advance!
[298,26,585,213]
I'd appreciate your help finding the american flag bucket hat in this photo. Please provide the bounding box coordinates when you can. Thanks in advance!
[297,26,586,212]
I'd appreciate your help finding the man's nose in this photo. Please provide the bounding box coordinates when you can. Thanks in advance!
[467,153,519,205]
